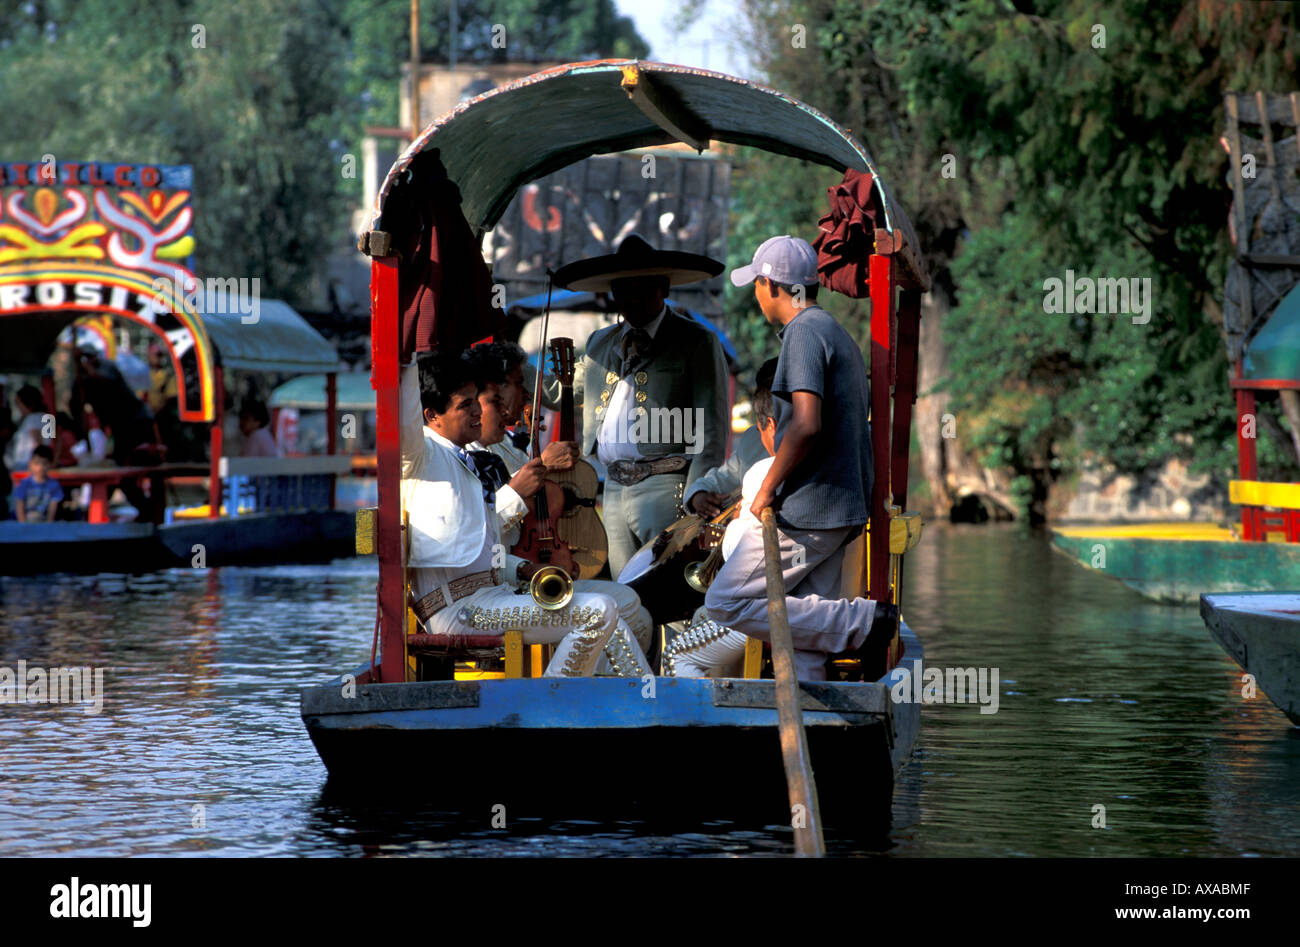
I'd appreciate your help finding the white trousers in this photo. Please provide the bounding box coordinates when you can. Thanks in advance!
[576,578,655,676]
[664,605,748,678]
[416,581,620,677]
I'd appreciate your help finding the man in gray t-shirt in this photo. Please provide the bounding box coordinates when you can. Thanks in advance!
[770,305,873,530]
[705,235,897,680]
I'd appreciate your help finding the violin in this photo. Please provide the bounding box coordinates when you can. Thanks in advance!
[509,338,609,579]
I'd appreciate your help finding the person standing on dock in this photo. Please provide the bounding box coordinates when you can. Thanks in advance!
[400,351,637,677]
[705,236,897,680]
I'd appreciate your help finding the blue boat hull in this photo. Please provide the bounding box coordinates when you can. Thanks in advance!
[0,511,355,574]
[301,625,923,832]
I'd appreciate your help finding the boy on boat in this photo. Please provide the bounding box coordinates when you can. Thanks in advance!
[665,376,778,676]
[400,351,637,677]
[12,445,64,523]
[704,235,898,680]
[462,342,653,674]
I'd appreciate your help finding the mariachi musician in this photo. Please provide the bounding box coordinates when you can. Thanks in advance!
[544,234,731,578]
[463,342,654,672]
[400,351,643,676]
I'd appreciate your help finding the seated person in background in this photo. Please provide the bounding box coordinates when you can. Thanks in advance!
[12,446,64,523]
[5,384,49,472]
[51,412,83,468]
[463,343,654,674]
[684,357,778,518]
[401,350,632,677]
[665,385,777,677]
[239,400,282,458]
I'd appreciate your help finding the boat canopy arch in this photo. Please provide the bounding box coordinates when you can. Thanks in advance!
[196,289,339,376]
[0,261,217,422]
[271,372,374,411]
[1241,282,1300,389]
[366,60,927,290]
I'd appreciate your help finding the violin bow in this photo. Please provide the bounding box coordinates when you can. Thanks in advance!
[528,270,555,461]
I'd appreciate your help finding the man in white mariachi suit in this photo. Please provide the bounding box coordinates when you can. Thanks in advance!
[401,350,635,677]
[462,343,653,675]
[544,234,732,579]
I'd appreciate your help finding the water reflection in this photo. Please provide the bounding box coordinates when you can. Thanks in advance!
[0,526,1296,856]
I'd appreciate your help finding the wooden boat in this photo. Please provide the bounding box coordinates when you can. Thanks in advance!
[0,166,356,572]
[1050,522,1300,604]
[300,60,931,837]
[1051,94,1300,604]
[1200,592,1300,725]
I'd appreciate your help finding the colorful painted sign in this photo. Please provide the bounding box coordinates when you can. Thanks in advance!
[0,161,213,421]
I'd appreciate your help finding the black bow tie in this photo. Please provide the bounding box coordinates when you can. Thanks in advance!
[621,326,653,372]
[469,450,511,493]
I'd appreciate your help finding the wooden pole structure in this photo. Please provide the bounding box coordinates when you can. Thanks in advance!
[409,0,420,135]
[760,506,825,857]
[372,257,406,683]
[326,370,338,510]
[207,364,224,519]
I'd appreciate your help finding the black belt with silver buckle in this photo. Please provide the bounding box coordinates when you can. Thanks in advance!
[411,568,500,623]
[606,456,690,486]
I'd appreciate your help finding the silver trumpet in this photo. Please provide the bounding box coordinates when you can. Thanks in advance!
[683,545,725,594]
[529,564,574,610]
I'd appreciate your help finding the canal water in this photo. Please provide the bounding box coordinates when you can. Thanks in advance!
[0,524,1296,857]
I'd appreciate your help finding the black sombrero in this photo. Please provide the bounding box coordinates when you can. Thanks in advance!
[552,234,723,293]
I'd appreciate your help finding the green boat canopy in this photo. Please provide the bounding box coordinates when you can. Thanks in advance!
[1243,282,1300,383]
[196,288,339,375]
[366,60,924,287]
[270,372,375,411]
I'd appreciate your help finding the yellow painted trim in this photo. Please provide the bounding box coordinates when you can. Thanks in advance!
[455,670,506,681]
[503,630,524,678]
[890,510,923,554]
[1229,480,1300,510]
[1053,522,1237,541]
[530,644,545,678]
[742,636,763,678]
[355,507,376,555]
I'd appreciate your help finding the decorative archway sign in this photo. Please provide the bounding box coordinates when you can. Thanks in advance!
[0,160,215,423]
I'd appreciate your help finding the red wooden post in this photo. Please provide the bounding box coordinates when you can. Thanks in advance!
[371,257,405,684]
[87,483,110,524]
[326,371,339,510]
[208,364,225,519]
[1235,361,1258,540]
[867,254,895,600]
[890,288,922,511]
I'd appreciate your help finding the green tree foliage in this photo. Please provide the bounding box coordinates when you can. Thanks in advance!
[733,0,1300,516]
[346,0,649,128]
[0,0,356,309]
[0,0,649,310]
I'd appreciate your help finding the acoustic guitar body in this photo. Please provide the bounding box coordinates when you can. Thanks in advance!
[548,460,607,579]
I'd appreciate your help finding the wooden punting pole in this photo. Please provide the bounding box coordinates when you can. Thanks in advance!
[761,507,826,857]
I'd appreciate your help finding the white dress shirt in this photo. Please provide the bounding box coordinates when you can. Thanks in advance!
[596,307,667,466]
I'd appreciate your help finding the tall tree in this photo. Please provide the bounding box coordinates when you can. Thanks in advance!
[731,0,1300,520]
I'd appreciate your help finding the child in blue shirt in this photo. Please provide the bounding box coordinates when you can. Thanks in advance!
[13,446,63,523]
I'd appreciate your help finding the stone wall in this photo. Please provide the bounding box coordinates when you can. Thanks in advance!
[1062,456,1227,522]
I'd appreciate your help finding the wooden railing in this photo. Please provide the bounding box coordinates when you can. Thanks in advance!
[216,456,352,516]
[1230,480,1300,542]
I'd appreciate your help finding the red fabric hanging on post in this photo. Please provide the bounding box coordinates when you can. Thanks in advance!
[379,148,505,360]
[812,168,884,299]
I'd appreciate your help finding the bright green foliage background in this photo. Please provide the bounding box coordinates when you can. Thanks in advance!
[0,0,646,309]
[726,0,1300,516]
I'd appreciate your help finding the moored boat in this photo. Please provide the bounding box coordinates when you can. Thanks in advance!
[1200,592,1300,725]
[1051,93,1300,604]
